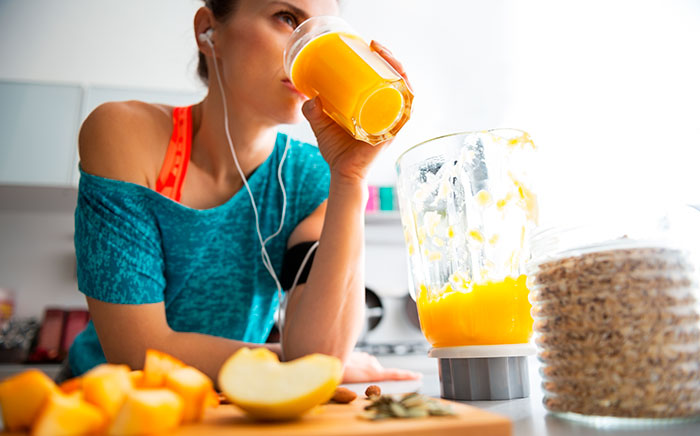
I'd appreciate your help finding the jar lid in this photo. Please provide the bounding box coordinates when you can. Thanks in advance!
[528,203,700,265]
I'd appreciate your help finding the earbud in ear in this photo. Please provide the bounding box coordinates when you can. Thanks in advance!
[198,28,214,44]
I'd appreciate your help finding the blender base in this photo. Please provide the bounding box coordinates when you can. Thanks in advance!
[429,344,535,401]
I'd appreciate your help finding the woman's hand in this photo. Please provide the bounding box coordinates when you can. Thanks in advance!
[302,41,412,182]
[341,351,422,384]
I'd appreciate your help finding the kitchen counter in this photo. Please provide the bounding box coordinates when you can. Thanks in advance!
[339,354,700,436]
[2,356,699,435]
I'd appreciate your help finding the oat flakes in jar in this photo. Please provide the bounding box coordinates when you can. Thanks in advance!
[528,205,700,425]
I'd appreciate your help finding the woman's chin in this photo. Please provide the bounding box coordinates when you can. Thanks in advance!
[275,106,306,126]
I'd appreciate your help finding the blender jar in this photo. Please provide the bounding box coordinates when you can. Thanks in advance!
[396,130,538,400]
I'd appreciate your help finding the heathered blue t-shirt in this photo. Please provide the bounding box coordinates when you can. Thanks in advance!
[68,133,330,376]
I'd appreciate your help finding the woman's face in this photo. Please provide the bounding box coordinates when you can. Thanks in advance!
[213,0,339,126]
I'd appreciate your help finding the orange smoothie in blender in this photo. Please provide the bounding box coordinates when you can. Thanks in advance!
[284,17,413,144]
[416,275,533,347]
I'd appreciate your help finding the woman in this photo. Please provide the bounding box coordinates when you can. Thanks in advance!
[65,0,419,384]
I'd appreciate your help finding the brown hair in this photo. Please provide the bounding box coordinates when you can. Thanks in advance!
[197,0,239,84]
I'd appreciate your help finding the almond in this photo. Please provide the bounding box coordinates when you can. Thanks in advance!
[331,387,357,404]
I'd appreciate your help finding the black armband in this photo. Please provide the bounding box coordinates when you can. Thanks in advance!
[280,241,318,291]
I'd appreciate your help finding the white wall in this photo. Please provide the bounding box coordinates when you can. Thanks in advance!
[504,0,700,226]
[0,0,204,92]
[0,187,84,318]
[346,0,700,224]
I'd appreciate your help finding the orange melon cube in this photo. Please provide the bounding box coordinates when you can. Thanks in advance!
[108,389,184,436]
[142,349,186,388]
[58,377,82,394]
[0,369,58,431]
[82,364,133,419]
[205,388,221,409]
[129,370,144,388]
[31,391,105,436]
[164,366,214,423]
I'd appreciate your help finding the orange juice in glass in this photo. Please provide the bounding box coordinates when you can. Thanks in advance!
[284,16,413,145]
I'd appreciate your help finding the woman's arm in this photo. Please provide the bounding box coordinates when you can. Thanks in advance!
[281,173,367,362]
[283,199,421,382]
[281,42,412,364]
[87,297,280,382]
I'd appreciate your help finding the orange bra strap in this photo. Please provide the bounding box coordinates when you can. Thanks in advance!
[155,106,192,202]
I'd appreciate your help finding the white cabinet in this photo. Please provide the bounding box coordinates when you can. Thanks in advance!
[0,81,82,186]
[0,80,205,187]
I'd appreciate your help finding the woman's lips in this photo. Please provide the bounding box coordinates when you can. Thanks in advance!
[282,79,306,99]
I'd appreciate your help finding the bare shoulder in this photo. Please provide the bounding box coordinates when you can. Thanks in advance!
[78,100,173,187]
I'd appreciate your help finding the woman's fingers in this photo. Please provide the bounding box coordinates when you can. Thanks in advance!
[381,368,423,381]
[370,40,403,74]
[302,96,336,137]
[301,96,324,124]
[370,40,413,93]
[341,351,423,383]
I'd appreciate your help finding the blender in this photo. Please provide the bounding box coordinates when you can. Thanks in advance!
[396,130,538,400]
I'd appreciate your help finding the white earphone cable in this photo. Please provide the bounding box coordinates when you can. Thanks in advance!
[206,36,318,355]
[208,39,284,296]
[262,144,290,248]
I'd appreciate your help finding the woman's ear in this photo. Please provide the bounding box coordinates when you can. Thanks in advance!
[194,6,216,56]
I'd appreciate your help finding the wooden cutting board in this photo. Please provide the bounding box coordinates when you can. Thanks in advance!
[173,397,511,436]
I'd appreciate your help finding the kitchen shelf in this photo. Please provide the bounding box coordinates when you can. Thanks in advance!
[365,211,401,224]
[0,363,62,381]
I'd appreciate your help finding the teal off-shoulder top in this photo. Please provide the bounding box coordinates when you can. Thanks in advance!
[68,133,330,376]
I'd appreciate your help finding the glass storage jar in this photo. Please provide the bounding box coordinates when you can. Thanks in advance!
[528,205,700,425]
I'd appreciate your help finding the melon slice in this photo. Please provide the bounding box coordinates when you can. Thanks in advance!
[218,347,342,421]
[164,366,214,423]
[205,388,221,409]
[0,369,58,431]
[58,377,82,394]
[82,364,133,419]
[31,392,105,436]
[129,370,144,388]
[142,349,186,388]
[107,389,183,436]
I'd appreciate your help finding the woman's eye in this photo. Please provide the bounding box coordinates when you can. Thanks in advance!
[275,11,297,28]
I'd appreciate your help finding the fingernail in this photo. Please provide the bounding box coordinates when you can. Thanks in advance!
[371,40,385,52]
[377,43,391,55]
